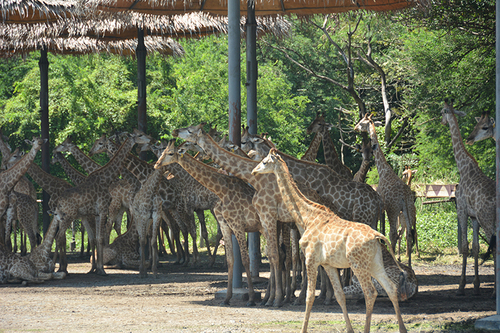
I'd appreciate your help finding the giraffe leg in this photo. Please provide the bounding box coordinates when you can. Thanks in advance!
[281,223,293,304]
[294,250,307,305]
[195,210,212,259]
[323,266,354,333]
[471,218,480,295]
[150,210,162,278]
[456,195,469,296]
[300,256,319,333]
[210,206,224,267]
[95,213,108,276]
[218,219,234,305]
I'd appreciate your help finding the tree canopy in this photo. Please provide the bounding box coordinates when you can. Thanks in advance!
[0,0,495,185]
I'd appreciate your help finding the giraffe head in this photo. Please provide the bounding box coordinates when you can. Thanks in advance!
[154,139,179,169]
[251,148,284,176]
[1,148,23,170]
[25,137,46,151]
[465,111,495,144]
[354,113,372,133]
[89,134,108,156]
[172,123,206,143]
[50,152,65,165]
[441,98,467,125]
[306,112,333,135]
[53,136,74,154]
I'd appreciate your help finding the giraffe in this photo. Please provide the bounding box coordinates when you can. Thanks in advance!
[0,138,44,223]
[401,165,417,187]
[55,136,136,239]
[53,136,101,173]
[101,221,142,269]
[90,134,196,266]
[251,149,407,333]
[129,162,165,278]
[5,191,39,253]
[465,111,495,144]
[50,132,150,275]
[306,112,353,179]
[0,213,66,284]
[441,99,496,295]
[51,152,87,186]
[155,139,263,305]
[353,136,374,183]
[173,123,384,306]
[146,141,221,265]
[354,114,416,268]
[343,245,418,301]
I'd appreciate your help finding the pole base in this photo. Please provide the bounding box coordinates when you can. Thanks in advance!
[215,288,262,302]
[475,315,500,331]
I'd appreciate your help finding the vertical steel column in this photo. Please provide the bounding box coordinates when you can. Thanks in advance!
[137,28,148,160]
[39,48,51,236]
[246,0,260,278]
[228,0,243,288]
[496,0,500,314]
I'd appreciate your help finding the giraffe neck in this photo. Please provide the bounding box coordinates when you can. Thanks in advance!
[273,159,327,232]
[54,153,87,186]
[30,216,58,268]
[88,137,136,186]
[28,164,72,197]
[368,123,393,180]
[445,113,481,176]
[177,152,233,199]
[69,145,101,174]
[353,159,371,183]
[0,136,11,160]
[320,128,341,168]
[135,165,165,200]
[197,133,258,185]
[301,132,322,162]
[105,140,153,183]
[2,143,40,192]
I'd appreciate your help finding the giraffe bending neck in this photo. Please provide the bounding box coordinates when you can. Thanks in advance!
[52,152,87,186]
[29,217,59,272]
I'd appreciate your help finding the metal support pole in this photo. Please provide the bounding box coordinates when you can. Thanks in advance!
[39,48,51,236]
[137,28,147,160]
[246,0,261,278]
[228,0,243,289]
[475,0,500,329]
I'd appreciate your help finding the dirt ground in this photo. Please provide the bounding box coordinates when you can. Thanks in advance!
[0,252,496,333]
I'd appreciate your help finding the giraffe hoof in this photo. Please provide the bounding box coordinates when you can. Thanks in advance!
[246,301,256,307]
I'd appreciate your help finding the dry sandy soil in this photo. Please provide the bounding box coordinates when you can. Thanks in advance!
[0,252,496,333]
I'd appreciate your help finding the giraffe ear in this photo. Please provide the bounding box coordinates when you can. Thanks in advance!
[373,121,383,127]
[24,139,32,145]
[372,143,378,150]
[475,117,482,123]
[490,117,495,126]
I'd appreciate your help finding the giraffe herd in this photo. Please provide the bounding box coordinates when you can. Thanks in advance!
[0,99,494,332]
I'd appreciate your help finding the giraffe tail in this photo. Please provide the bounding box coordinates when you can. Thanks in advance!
[480,234,496,265]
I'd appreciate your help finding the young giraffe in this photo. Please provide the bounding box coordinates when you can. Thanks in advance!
[155,139,264,305]
[252,149,407,333]
[306,112,353,179]
[441,99,496,295]
[0,138,44,221]
[354,114,416,268]
[465,111,495,144]
[51,133,149,275]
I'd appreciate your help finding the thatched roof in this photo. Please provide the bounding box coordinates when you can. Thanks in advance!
[0,35,184,57]
[82,0,427,17]
[0,0,77,23]
[0,11,290,42]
